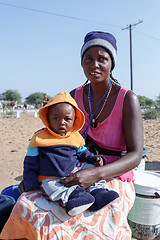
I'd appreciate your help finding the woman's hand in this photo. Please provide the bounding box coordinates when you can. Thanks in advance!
[60,167,98,189]
[94,157,104,167]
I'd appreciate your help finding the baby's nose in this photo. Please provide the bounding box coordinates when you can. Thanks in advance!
[60,119,65,124]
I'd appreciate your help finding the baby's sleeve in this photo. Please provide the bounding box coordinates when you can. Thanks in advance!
[76,144,106,165]
[23,145,40,192]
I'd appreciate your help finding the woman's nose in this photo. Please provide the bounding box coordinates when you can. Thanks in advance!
[92,60,99,68]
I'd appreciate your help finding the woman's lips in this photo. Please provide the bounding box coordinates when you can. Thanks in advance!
[90,72,101,76]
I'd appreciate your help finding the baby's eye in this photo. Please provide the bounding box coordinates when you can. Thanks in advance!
[53,117,59,121]
[65,117,72,121]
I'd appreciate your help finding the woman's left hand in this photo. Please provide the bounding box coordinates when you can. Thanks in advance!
[60,167,98,189]
[94,157,104,167]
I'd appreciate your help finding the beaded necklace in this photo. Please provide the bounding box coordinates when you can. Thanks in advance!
[88,80,112,128]
[82,79,112,140]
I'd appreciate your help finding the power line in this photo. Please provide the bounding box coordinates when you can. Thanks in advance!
[122,20,143,91]
[0,2,121,28]
[133,29,160,42]
[1,2,160,43]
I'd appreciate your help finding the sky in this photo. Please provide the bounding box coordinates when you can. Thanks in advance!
[0,0,160,102]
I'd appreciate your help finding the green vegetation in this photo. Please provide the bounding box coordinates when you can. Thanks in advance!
[0,90,51,108]
[155,94,160,108]
[25,92,51,108]
[1,111,15,118]
[0,90,22,104]
[137,95,160,119]
[137,95,155,107]
[0,90,159,119]
[25,92,44,106]
[142,109,160,119]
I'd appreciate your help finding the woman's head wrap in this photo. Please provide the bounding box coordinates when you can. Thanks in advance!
[81,31,117,70]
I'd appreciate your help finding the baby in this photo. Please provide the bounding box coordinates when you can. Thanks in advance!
[23,92,119,216]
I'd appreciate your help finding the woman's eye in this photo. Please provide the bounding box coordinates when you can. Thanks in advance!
[84,57,92,63]
[99,57,106,61]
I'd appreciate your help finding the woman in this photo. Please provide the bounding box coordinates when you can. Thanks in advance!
[0,31,143,240]
[61,31,143,187]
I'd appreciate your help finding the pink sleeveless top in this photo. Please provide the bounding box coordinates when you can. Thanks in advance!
[74,85,134,182]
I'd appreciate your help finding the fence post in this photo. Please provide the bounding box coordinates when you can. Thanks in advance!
[34,111,38,118]
[16,111,20,118]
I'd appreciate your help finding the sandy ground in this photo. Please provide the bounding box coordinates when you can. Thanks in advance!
[0,112,44,192]
[0,112,160,240]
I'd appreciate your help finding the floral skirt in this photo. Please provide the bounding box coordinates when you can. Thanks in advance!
[0,178,135,240]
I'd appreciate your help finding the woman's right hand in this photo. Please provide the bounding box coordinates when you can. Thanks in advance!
[60,167,99,189]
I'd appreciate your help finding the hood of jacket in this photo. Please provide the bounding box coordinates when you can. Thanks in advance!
[38,91,85,133]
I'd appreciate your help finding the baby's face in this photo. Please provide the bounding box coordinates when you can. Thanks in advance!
[48,103,75,136]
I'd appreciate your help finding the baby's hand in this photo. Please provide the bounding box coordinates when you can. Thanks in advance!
[94,157,104,167]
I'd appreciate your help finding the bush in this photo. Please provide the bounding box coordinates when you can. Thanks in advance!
[1,111,15,118]
[142,109,160,119]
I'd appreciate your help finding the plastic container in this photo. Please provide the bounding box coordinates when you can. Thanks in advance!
[128,170,160,239]
[0,194,15,232]
[1,184,20,201]
[134,147,147,171]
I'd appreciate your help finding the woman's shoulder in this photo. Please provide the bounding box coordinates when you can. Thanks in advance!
[113,83,140,111]
[110,84,128,106]
[70,89,76,98]
[115,84,137,103]
[112,84,140,115]
[70,85,85,99]
[122,88,141,119]
[123,88,140,105]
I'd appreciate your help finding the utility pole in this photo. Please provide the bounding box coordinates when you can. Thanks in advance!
[122,20,143,91]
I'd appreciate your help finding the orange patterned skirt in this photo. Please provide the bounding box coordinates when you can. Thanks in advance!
[0,178,135,240]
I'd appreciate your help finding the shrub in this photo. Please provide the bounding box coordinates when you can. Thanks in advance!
[142,109,160,119]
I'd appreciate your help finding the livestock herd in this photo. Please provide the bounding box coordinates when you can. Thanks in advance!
[0,101,36,112]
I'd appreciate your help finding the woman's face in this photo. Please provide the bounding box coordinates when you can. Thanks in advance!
[81,46,112,83]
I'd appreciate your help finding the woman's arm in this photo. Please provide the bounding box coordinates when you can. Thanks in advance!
[61,91,143,189]
[97,90,143,180]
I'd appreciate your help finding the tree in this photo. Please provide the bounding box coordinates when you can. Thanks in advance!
[156,94,160,107]
[25,92,44,106]
[1,90,21,103]
[137,95,154,107]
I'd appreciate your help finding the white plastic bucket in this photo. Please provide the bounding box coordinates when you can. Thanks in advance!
[128,170,160,239]
[134,147,147,171]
